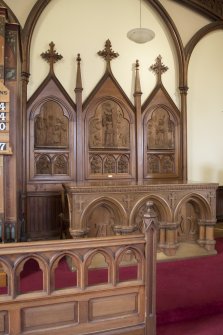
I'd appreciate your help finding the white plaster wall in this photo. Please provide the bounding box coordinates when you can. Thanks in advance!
[188,30,223,185]
[27,0,177,106]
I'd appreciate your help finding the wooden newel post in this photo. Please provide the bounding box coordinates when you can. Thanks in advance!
[143,201,158,335]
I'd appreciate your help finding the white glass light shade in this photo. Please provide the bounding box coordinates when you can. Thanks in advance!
[127,27,155,44]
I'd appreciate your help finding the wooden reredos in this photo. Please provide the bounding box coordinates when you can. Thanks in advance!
[27,40,182,184]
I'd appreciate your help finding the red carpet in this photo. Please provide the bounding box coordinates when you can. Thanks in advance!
[1,239,223,334]
[157,237,223,334]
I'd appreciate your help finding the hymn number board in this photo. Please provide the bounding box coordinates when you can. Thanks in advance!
[0,81,11,155]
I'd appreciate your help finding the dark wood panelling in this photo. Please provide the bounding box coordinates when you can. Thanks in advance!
[26,192,62,240]
[216,186,223,221]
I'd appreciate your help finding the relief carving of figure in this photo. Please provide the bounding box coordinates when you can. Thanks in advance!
[89,100,130,149]
[147,108,175,150]
[34,101,68,148]
[178,202,199,242]
[102,102,115,147]
[89,118,102,147]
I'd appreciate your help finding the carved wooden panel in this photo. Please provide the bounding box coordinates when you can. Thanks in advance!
[89,293,138,321]
[143,104,180,178]
[87,204,116,237]
[27,43,76,184]
[34,100,68,148]
[21,302,78,331]
[28,98,75,181]
[142,57,181,179]
[83,40,135,180]
[85,97,134,179]
[29,98,72,181]
[64,181,217,255]
[89,100,130,149]
[35,153,69,175]
[177,201,200,242]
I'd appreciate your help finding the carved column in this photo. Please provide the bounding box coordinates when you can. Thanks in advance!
[134,60,143,180]
[159,222,179,256]
[143,201,158,335]
[75,54,83,182]
[158,221,166,250]
[67,193,87,239]
[20,70,30,240]
[179,85,189,180]
[198,219,216,251]
[197,219,206,246]
[205,219,216,251]
[0,10,6,235]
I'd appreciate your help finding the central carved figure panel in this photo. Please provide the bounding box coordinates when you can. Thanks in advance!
[88,98,132,178]
[89,100,130,149]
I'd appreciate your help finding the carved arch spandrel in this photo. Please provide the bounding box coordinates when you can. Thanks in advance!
[81,197,128,237]
[174,193,213,243]
[174,193,212,222]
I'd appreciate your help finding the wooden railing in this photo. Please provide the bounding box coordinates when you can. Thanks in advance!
[0,202,158,335]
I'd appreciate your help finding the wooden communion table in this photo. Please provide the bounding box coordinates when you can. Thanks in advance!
[63,180,218,256]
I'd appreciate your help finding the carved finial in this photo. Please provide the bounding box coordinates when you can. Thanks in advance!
[75,53,83,92]
[41,42,63,74]
[143,201,158,233]
[150,55,168,84]
[134,59,142,95]
[136,59,139,69]
[76,53,81,64]
[98,39,119,72]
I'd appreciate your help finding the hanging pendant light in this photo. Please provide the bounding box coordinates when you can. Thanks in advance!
[127,0,155,44]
